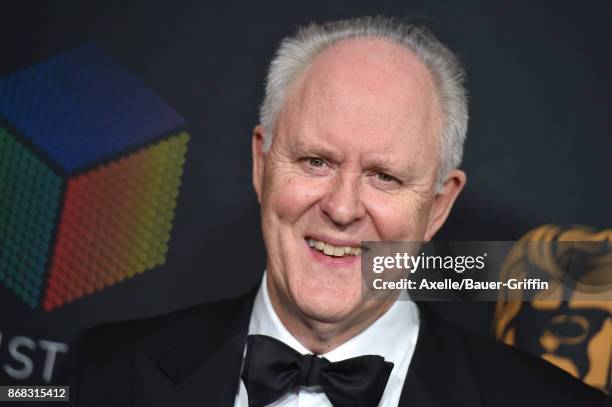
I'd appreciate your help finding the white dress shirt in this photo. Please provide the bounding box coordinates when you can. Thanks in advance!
[234,272,420,407]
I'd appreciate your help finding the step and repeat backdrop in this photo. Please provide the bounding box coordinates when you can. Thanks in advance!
[0,0,610,394]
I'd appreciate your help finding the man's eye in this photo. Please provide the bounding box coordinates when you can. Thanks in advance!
[307,158,325,168]
[377,172,395,183]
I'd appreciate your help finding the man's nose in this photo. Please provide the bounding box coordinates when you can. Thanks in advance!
[319,172,366,226]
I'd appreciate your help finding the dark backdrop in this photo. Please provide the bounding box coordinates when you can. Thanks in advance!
[0,0,610,386]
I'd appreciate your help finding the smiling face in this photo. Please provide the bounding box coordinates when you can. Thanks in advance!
[252,38,466,341]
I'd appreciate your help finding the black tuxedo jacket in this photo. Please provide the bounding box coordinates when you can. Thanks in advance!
[59,286,609,407]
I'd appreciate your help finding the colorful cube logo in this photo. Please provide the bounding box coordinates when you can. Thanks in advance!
[0,44,189,311]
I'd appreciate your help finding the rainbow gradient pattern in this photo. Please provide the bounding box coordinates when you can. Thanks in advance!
[0,44,189,310]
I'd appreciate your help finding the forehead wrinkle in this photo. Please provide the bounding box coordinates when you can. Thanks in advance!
[298,75,424,136]
[291,86,423,152]
[315,98,410,139]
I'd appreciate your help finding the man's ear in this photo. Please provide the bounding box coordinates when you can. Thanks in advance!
[424,169,467,241]
[252,125,266,203]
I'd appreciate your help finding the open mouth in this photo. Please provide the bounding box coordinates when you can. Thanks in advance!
[305,237,361,257]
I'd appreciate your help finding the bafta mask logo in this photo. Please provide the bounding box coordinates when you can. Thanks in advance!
[494,225,611,393]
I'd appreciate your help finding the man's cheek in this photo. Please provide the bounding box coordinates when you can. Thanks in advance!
[272,177,325,216]
[367,199,422,239]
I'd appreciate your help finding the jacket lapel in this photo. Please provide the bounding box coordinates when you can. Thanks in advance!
[398,303,483,407]
[133,288,257,407]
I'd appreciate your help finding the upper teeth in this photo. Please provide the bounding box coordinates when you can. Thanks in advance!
[307,238,361,256]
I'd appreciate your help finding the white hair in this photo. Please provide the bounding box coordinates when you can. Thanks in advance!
[259,16,468,190]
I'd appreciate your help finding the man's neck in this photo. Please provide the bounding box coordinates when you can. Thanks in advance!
[266,276,397,355]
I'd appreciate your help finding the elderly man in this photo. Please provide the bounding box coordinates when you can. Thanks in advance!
[63,17,608,407]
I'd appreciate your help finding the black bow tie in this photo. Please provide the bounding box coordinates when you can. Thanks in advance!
[241,334,394,407]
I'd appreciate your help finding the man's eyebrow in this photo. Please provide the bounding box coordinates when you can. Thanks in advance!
[365,160,393,173]
[290,140,342,161]
[365,159,413,176]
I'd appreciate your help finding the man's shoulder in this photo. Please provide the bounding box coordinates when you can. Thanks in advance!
[78,288,256,362]
[58,289,257,406]
[410,305,607,406]
[458,325,609,405]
